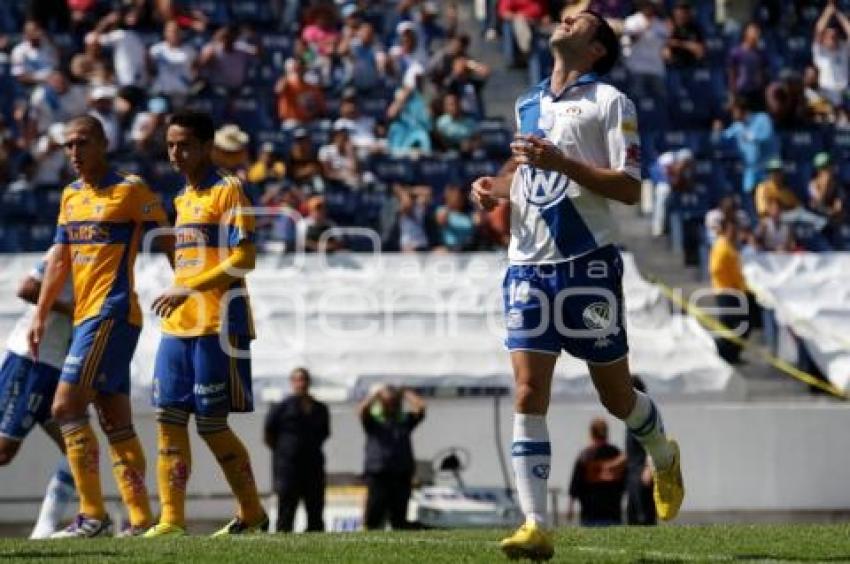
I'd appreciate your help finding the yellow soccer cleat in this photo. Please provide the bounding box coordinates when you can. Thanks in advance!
[499,520,554,561]
[143,522,188,538]
[653,439,684,521]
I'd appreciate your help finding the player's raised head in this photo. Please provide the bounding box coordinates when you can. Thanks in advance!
[549,10,619,76]
[166,110,215,175]
[63,115,108,175]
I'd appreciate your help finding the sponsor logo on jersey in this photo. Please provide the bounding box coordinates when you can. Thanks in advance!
[176,226,210,247]
[506,308,524,329]
[194,382,226,396]
[532,463,550,479]
[67,224,111,243]
[521,165,571,206]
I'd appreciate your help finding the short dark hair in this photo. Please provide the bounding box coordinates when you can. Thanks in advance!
[66,115,106,140]
[167,110,215,143]
[291,367,311,381]
[584,10,620,76]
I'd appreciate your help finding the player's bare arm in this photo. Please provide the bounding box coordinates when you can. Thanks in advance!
[511,134,640,205]
[152,241,256,319]
[471,157,518,210]
[27,243,72,358]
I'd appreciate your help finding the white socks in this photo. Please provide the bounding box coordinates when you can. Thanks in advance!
[30,457,76,539]
[511,414,550,527]
[624,391,674,470]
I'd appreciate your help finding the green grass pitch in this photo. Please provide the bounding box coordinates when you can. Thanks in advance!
[1,524,850,562]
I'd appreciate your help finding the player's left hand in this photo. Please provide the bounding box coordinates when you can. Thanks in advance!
[511,134,564,172]
[151,286,193,318]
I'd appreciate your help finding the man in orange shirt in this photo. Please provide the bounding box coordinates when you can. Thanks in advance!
[28,115,169,537]
[274,58,326,124]
[709,217,750,363]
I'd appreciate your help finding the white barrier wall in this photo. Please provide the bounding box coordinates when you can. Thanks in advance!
[0,252,738,399]
[2,399,850,522]
[744,253,850,392]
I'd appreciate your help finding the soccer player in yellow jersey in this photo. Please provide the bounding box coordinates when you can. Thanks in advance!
[27,116,169,538]
[144,111,267,537]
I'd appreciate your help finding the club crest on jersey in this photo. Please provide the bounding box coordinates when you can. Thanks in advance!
[521,165,571,206]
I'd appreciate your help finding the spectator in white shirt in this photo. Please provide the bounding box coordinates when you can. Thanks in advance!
[148,20,197,101]
[319,121,362,190]
[88,85,120,153]
[337,89,379,156]
[29,70,89,134]
[10,20,58,86]
[622,1,669,101]
[32,123,68,188]
[813,0,850,107]
[86,8,149,89]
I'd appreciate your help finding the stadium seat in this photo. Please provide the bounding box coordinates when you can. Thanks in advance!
[188,0,229,26]
[261,34,293,71]
[780,130,824,164]
[230,0,274,26]
[227,96,273,135]
[477,126,512,159]
[416,156,462,196]
[254,129,292,154]
[0,190,37,220]
[369,155,415,185]
[28,223,54,250]
[460,159,500,187]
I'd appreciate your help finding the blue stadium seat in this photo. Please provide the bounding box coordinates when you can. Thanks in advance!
[29,223,54,251]
[227,96,273,135]
[188,0,229,26]
[780,130,824,165]
[477,126,512,159]
[254,129,291,154]
[261,34,293,70]
[416,156,461,195]
[0,190,37,219]
[636,96,667,132]
[0,223,27,253]
[828,130,850,159]
[460,159,500,186]
[34,189,61,222]
[370,156,414,185]
[230,0,273,25]
[185,93,226,123]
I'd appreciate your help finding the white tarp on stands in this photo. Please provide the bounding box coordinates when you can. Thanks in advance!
[744,253,850,392]
[0,252,738,399]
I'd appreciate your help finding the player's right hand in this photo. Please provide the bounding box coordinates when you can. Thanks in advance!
[27,318,45,361]
[471,176,498,211]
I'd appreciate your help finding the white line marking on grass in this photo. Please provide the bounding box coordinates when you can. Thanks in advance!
[576,545,735,562]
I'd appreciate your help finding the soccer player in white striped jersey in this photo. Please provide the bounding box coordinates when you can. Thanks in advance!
[472,10,683,560]
[0,247,76,538]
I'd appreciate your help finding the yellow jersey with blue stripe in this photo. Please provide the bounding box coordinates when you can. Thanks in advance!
[162,169,256,338]
[54,170,168,327]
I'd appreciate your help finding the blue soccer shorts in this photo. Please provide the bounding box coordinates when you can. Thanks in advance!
[0,352,61,440]
[153,334,253,416]
[60,316,140,395]
[503,244,629,364]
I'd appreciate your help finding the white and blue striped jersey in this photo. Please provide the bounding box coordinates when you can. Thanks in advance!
[6,257,73,370]
[508,74,641,264]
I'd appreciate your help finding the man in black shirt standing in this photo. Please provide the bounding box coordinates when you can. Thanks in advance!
[567,418,626,527]
[358,385,426,530]
[264,367,330,532]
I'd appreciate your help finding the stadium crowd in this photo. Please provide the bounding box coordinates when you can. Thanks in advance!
[2,0,850,259]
